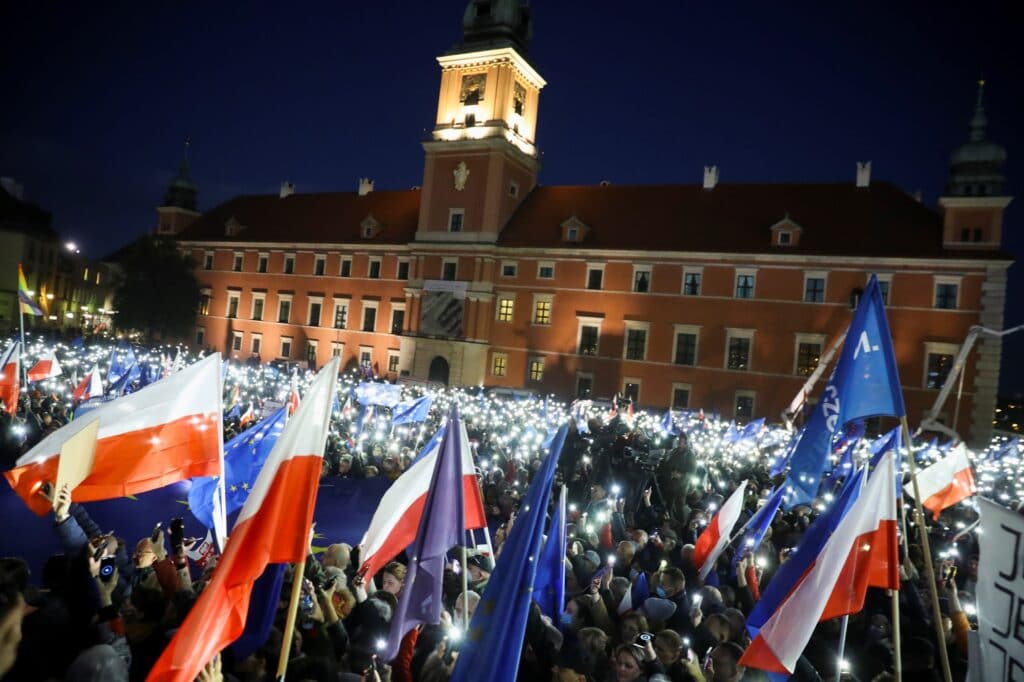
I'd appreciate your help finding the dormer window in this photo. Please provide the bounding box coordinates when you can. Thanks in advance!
[225,217,245,237]
[769,215,804,247]
[360,215,382,239]
[561,216,589,242]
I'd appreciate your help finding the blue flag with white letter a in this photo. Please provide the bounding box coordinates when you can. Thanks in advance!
[783,276,904,507]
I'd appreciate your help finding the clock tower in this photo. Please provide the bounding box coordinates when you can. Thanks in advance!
[416,0,545,242]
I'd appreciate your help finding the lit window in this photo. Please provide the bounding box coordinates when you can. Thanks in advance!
[492,354,507,377]
[533,299,551,325]
[529,357,544,382]
[926,352,954,389]
[735,274,755,299]
[796,341,821,377]
[498,297,514,322]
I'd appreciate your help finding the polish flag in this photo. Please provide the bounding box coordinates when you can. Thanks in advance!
[4,354,224,516]
[27,349,62,382]
[72,365,103,402]
[0,342,19,415]
[359,420,487,580]
[287,372,300,415]
[693,480,748,580]
[147,358,338,682]
[906,442,976,520]
[741,452,898,674]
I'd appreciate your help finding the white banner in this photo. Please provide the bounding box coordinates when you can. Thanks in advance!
[422,279,468,298]
[975,497,1024,681]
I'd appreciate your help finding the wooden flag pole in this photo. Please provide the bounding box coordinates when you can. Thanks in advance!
[276,562,306,681]
[891,589,902,681]
[900,416,952,682]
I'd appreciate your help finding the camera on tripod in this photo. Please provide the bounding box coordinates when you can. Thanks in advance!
[623,445,665,472]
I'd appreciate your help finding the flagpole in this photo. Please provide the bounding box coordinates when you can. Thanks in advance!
[900,416,952,682]
[276,562,305,681]
[461,532,470,629]
[891,590,902,681]
[837,614,849,679]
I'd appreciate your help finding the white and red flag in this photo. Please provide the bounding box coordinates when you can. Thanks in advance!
[147,357,338,682]
[692,480,748,580]
[0,342,20,415]
[907,442,977,520]
[5,354,223,515]
[27,348,62,382]
[358,419,487,580]
[71,365,103,402]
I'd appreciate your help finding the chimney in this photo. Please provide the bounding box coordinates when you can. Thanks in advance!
[913,190,923,203]
[703,165,719,190]
[279,181,295,198]
[358,178,375,196]
[856,162,871,188]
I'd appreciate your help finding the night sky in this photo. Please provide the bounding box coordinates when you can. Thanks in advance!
[2,2,1022,387]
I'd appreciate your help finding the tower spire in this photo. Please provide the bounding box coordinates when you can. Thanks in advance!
[944,79,1006,197]
[969,76,987,142]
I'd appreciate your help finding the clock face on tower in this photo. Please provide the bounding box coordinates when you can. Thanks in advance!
[460,73,486,105]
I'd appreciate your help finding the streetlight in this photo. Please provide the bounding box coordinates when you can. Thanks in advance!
[65,241,77,252]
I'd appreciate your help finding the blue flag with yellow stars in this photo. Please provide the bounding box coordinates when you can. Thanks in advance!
[187,406,288,529]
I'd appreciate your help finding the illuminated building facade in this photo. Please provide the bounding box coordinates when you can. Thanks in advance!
[174,1,1011,444]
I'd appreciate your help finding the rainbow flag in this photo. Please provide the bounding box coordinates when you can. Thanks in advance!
[17,264,43,316]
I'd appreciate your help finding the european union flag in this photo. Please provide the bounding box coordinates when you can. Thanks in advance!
[533,484,567,624]
[770,425,805,478]
[451,425,567,682]
[735,485,785,560]
[660,409,676,435]
[187,407,288,529]
[391,395,432,426]
[782,276,904,507]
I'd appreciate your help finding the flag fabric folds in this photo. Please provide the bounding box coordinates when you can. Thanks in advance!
[617,572,651,615]
[693,481,748,580]
[742,452,898,674]
[5,354,224,516]
[0,342,19,415]
[382,406,466,661]
[354,381,403,407]
[450,425,567,682]
[27,349,62,382]
[783,276,905,507]
[146,357,338,682]
[17,264,43,316]
[359,420,485,580]
[906,443,977,520]
[533,484,568,624]
[72,365,103,402]
[735,485,785,559]
[188,407,288,530]
[391,395,433,426]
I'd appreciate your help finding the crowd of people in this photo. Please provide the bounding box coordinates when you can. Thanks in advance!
[0,334,1019,681]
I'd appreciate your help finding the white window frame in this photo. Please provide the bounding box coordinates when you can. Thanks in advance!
[277,293,293,323]
[537,261,555,280]
[331,341,344,358]
[632,264,653,293]
[250,333,262,355]
[250,292,266,320]
[682,266,703,296]
[332,298,349,329]
[923,342,960,389]
[622,377,642,404]
[359,345,373,367]
[777,230,792,246]
[231,331,243,352]
[314,254,327,276]
[793,332,827,376]
[496,293,515,323]
[491,352,508,377]
[671,324,701,366]
[532,293,554,326]
[307,296,324,327]
[442,258,459,281]
[933,275,962,310]
[724,327,755,371]
[305,339,319,365]
[448,208,465,232]
[501,260,518,278]
[283,253,296,274]
[576,315,604,356]
[280,336,293,359]
[257,252,269,273]
[735,390,757,420]
[671,382,692,410]
[396,258,410,280]
[387,350,401,374]
[339,256,353,277]
[203,251,214,270]
[225,291,241,318]
[803,271,828,303]
[870,273,893,305]
[368,256,382,279]
[576,371,595,397]
[622,320,650,361]
[361,300,379,332]
[527,355,545,383]
[734,267,757,299]
[390,301,406,335]
[232,251,244,272]
[585,263,605,290]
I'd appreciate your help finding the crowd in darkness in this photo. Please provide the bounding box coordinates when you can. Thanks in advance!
[0,339,998,682]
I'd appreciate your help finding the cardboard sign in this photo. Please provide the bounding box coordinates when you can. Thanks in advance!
[975,497,1024,681]
[55,418,99,498]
